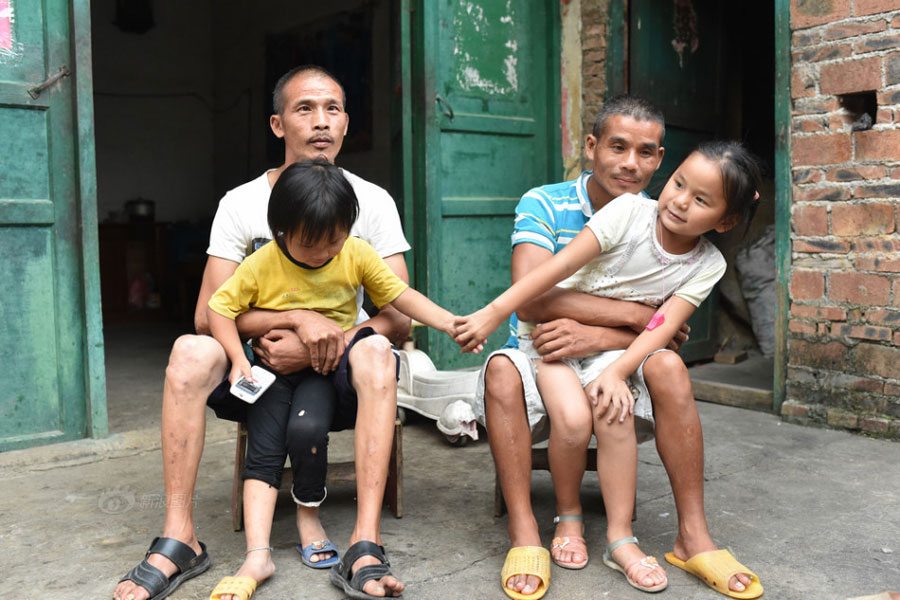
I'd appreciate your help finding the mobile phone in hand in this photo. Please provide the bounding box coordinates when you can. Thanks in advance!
[229,365,276,403]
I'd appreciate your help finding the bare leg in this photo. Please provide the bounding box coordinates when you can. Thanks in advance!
[483,355,541,596]
[216,479,277,600]
[644,351,752,592]
[114,334,227,600]
[594,410,666,589]
[535,361,592,567]
[346,335,404,598]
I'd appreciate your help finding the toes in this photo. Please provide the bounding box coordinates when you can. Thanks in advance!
[362,578,387,597]
[522,575,540,594]
[729,575,748,592]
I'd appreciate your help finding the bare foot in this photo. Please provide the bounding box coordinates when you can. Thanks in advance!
[672,537,752,593]
[347,539,405,598]
[506,514,543,595]
[296,505,334,564]
[215,547,275,600]
[113,534,203,600]
[550,515,587,568]
[608,540,667,589]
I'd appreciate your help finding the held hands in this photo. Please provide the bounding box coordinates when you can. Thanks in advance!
[452,305,503,354]
[585,370,634,424]
[290,310,346,374]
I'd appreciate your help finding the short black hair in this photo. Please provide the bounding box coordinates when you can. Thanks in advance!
[592,94,666,142]
[693,140,763,235]
[272,65,347,115]
[268,160,358,247]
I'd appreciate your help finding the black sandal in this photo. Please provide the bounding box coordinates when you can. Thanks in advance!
[117,537,210,600]
[329,540,402,599]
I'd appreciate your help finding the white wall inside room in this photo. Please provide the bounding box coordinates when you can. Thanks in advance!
[212,0,393,201]
[92,0,215,224]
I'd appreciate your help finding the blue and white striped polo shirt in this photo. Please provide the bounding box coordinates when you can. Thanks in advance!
[503,171,648,348]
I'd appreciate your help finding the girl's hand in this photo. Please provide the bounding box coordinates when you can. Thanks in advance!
[229,358,253,386]
[453,305,501,353]
[585,371,634,424]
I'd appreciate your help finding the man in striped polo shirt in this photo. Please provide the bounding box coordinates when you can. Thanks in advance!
[476,95,755,599]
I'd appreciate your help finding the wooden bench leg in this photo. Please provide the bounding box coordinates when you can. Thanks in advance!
[232,422,248,531]
[385,418,403,518]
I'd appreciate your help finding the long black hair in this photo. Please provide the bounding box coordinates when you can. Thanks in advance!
[694,140,762,235]
[267,160,358,248]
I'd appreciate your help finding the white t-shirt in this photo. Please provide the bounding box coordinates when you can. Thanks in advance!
[208,168,410,262]
[207,168,410,321]
[566,193,726,307]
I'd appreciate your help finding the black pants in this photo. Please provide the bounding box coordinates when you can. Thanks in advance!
[242,369,344,504]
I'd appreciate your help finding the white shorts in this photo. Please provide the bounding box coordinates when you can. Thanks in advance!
[473,344,667,444]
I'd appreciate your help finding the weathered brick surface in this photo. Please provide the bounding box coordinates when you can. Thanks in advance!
[791,305,848,320]
[831,203,896,236]
[853,238,900,253]
[792,204,829,235]
[792,134,852,165]
[789,339,849,370]
[793,185,851,202]
[855,129,900,162]
[792,0,852,29]
[855,0,900,16]
[826,409,859,429]
[855,256,900,272]
[853,343,900,379]
[781,400,811,418]
[853,33,900,54]
[865,308,900,324]
[824,20,887,40]
[830,272,891,305]
[888,51,900,86]
[825,166,887,181]
[794,238,852,253]
[832,323,893,341]
[791,270,826,299]
[859,416,890,433]
[820,56,882,94]
[793,168,824,184]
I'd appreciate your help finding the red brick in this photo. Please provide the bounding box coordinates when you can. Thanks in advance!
[821,57,883,95]
[790,339,849,370]
[887,52,900,86]
[832,203,896,235]
[781,400,811,418]
[793,168,824,184]
[894,279,900,306]
[792,68,818,98]
[794,239,852,253]
[856,0,900,16]
[792,30,823,47]
[792,0,851,28]
[865,308,900,325]
[825,166,887,181]
[826,20,888,40]
[794,43,854,63]
[854,343,900,379]
[794,118,828,132]
[887,382,900,396]
[853,238,900,253]
[856,256,900,272]
[894,16,900,28]
[791,304,848,320]
[826,409,859,429]
[860,416,890,433]
[792,204,829,235]
[852,182,900,198]
[791,320,819,334]
[793,185,852,202]
[818,322,830,335]
[878,89,900,105]
[855,129,900,162]
[794,96,842,115]
[792,134,852,166]
[877,108,895,123]
[853,33,900,54]
[832,323,893,340]
[895,331,900,345]
[829,113,852,131]
[792,270,826,299]
[831,271,892,304]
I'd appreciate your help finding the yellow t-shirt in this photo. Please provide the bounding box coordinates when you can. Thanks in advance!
[208,236,408,331]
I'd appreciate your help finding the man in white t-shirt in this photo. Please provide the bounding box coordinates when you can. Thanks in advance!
[115,66,407,600]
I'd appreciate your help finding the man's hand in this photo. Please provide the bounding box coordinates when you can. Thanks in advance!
[530,318,607,361]
[290,310,346,374]
[253,329,310,375]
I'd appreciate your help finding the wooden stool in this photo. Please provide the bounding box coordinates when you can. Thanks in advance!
[232,418,403,531]
[493,445,635,520]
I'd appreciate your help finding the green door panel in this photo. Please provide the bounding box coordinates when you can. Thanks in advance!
[413,0,561,369]
[628,0,724,364]
[0,0,103,451]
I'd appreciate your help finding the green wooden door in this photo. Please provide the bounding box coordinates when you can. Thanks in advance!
[0,0,105,451]
[625,0,724,363]
[411,0,561,369]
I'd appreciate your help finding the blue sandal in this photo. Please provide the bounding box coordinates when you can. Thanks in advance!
[297,540,340,569]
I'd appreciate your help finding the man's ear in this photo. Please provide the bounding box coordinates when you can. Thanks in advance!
[270,114,285,139]
[715,213,741,233]
[584,134,598,161]
[342,112,350,138]
[654,146,665,172]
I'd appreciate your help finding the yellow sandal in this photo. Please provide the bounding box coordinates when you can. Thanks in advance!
[209,575,258,600]
[500,546,550,600]
[665,549,763,599]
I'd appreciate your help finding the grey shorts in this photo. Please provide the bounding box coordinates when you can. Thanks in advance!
[473,346,667,444]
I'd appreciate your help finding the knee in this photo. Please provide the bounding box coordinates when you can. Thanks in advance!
[552,413,593,448]
[286,416,328,453]
[594,414,635,444]
[643,352,694,412]
[165,334,226,394]
[484,355,524,410]
[349,335,395,387]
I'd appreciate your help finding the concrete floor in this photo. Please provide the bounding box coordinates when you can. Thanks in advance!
[0,322,897,599]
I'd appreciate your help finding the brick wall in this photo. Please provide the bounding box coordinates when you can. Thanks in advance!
[581,0,610,151]
[784,0,900,438]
